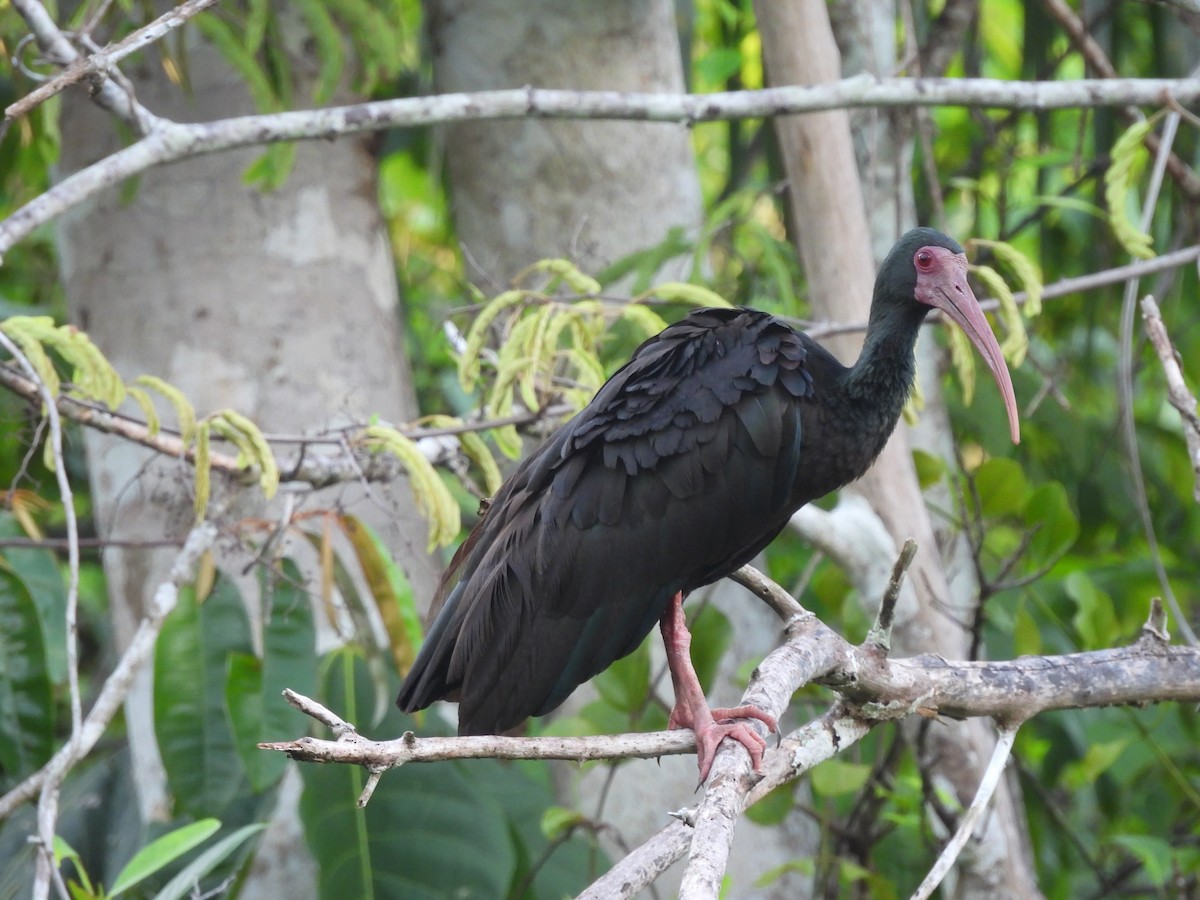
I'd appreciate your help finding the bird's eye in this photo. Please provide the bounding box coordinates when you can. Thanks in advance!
[915,249,934,271]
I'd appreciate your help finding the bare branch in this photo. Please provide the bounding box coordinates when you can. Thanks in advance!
[263,569,1200,898]
[7,0,162,135]
[5,0,221,125]
[3,76,1199,258]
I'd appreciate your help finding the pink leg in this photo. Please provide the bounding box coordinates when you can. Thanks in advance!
[660,591,777,782]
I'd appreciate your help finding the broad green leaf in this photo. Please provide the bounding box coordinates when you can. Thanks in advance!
[745,782,794,826]
[540,806,586,842]
[154,578,252,816]
[593,642,650,715]
[1062,738,1130,791]
[1012,599,1043,656]
[1065,571,1120,648]
[107,819,221,896]
[0,513,67,683]
[811,758,872,797]
[53,835,95,897]
[911,449,946,490]
[225,652,273,792]
[259,559,317,747]
[153,824,267,900]
[973,457,1028,518]
[687,604,732,695]
[1110,834,1174,888]
[1023,482,1079,565]
[0,569,53,778]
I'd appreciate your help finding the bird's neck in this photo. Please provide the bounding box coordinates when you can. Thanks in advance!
[841,299,928,430]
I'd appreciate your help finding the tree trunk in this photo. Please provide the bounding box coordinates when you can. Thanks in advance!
[56,35,436,899]
[426,1,817,894]
[755,1,1042,896]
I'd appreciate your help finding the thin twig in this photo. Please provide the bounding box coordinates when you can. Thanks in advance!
[5,0,221,124]
[866,538,918,652]
[0,329,82,900]
[7,0,161,135]
[1114,113,1198,648]
[910,722,1022,900]
[1140,297,1200,503]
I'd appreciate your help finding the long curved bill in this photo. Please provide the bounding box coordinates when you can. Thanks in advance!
[930,255,1021,444]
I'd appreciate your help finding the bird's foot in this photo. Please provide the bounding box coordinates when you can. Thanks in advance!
[669,701,777,783]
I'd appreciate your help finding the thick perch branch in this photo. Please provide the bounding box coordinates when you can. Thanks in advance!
[264,569,1200,897]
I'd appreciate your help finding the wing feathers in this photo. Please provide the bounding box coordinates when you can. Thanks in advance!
[397,307,820,733]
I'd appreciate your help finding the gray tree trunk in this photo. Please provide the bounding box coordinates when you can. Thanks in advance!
[756,1,1042,896]
[56,35,436,899]
[427,1,816,894]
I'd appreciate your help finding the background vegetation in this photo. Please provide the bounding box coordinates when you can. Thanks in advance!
[1,0,1199,897]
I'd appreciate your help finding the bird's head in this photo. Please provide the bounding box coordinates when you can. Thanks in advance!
[880,228,1020,444]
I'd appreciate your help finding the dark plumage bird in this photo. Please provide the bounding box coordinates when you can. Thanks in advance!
[397,228,1019,779]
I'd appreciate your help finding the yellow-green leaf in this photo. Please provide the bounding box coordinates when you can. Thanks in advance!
[970,263,1027,367]
[636,281,733,308]
[459,289,529,392]
[362,425,460,550]
[522,258,602,295]
[209,409,280,498]
[135,375,197,444]
[126,386,162,438]
[619,302,669,338]
[1103,117,1158,260]
[194,422,212,522]
[972,239,1044,317]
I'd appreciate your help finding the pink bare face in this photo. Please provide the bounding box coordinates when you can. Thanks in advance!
[914,245,1020,444]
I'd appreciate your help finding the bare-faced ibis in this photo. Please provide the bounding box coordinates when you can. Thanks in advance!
[397,228,1020,780]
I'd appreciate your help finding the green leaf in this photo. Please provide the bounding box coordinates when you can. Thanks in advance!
[636,281,733,308]
[225,560,317,793]
[1103,117,1158,260]
[154,578,252,816]
[1110,834,1173,888]
[153,823,267,900]
[1062,738,1130,791]
[1023,482,1079,566]
[53,835,95,897]
[299,651,517,899]
[1065,571,1119,648]
[811,758,872,797]
[0,513,67,683]
[744,782,794,826]
[224,652,271,792]
[361,425,461,550]
[973,457,1029,518]
[108,819,221,897]
[593,643,650,715]
[911,449,946,490]
[0,568,53,778]
[261,560,317,737]
[540,806,586,841]
[687,604,732,694]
